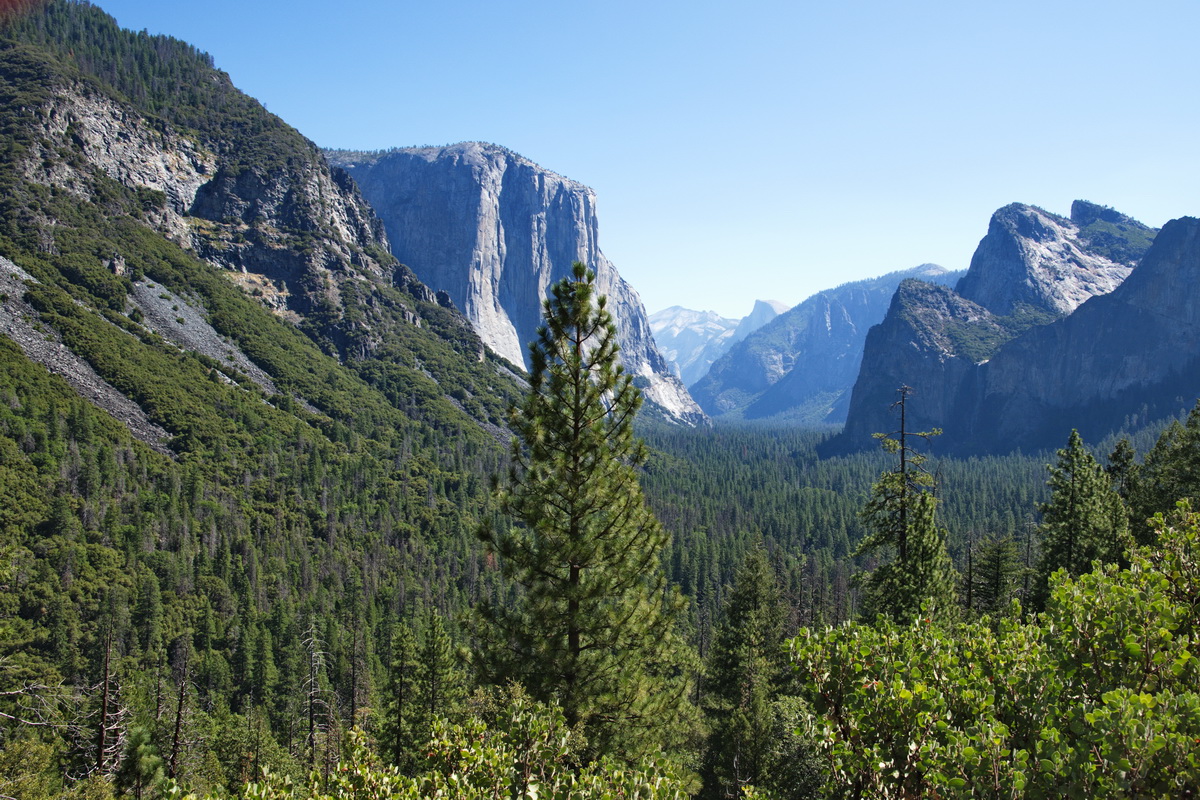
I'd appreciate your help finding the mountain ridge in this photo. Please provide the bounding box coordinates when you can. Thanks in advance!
[649,299,788,387]
[691,264,961,425]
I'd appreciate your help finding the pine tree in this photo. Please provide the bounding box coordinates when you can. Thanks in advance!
[1106,436,1140,504]
[1034,429,1130,608]
[1130,402,1200,543]
[855,387,957,622]
[477,262,695,763]
[114,726,164,800]
[969,534,1022,614]
[701,545,789,799]
[414,612,465,745]
[379,621,420,771]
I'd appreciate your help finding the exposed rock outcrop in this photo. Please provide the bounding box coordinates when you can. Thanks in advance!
[21,88,216,244]
[328,143,705,425]
[2,21,507,445]
[956,203,1134,315]
[22,78,412,345]
[0,258,172,453]
[838,280,1003,445]
[731,299,790,343]
[965,216,1200,451]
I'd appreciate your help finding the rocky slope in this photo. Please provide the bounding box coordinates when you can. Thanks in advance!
[833,202,1160,453]
[0,2,522,448]
[649,299,787,388]
[327,143,705,425]
[691,265,960,425]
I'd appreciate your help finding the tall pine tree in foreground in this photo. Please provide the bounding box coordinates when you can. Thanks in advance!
[855,386,957,622]
[477,263,695,763]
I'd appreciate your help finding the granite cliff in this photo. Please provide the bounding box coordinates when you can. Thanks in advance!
[691,265,960,425]
[956,202,1140,316]
[833,202,1161,454]
[965,216,1200,451]
[327,143,705,425]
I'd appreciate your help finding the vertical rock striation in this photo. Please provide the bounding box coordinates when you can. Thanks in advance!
[328,143,705,425]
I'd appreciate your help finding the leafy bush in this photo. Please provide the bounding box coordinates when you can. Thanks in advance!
[790,504,1200,798]
[165,689,691,800]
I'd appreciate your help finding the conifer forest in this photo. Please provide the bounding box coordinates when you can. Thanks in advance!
[0,2,1197,799]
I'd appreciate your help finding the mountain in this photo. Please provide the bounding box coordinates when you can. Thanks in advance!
[690,265,961,425]
[731,298,790,341]
[834,201,1161,453]
[956,201,1146,315]
[0,3,540,775]
[649,299,787,387]
[965,215,1200,451]
[325,143,705,425]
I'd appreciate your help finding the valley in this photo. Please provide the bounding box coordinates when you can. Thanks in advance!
[0,2,1197,798]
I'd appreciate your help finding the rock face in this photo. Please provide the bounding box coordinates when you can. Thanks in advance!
[1,7,514,450]
[691,265,960,425]
[956,202,1137,315]
[838,280,1005,446]
[0,258,172,452]
[731,299,790,342]
[328,143,705,425]
[21,88,216,245]
[25,83,403,335]
[967,216,1200,451]
[649,299,787,388]
[833,202,1161,454]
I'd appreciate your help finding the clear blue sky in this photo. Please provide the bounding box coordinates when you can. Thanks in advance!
[93,0,1200,319]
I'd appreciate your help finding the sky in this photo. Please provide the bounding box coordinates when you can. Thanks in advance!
[90,0,1200,319]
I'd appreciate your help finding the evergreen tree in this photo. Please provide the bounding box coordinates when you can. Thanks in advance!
[1106,436,1140,504]
[855,387,957,622]
[1130,402,1200,543]
[379,621,420,772]
[414,612,465,745]
[701,545,793,799]
[969,534,1022,614]
[114,726,164,800]
[478,263,695,763]
[1034,429,1130,608]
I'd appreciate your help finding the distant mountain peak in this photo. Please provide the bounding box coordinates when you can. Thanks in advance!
[755,299,790,315]
[834,201,1167,455]
[690,266,961,424]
